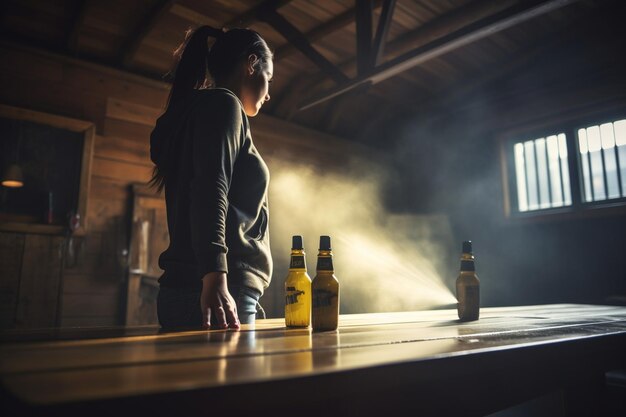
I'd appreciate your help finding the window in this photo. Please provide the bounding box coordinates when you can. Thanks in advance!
[577,120,626,202]
[513,134,571,212]
[0,104,95,235]
[505,114,626,216]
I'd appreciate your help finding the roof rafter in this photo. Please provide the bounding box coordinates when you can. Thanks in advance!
[372,0,397,67]
[274,0,384,61]
[300,0,584,110]
[276,0,513,114]
[258,6,348,84]
[355,0,373,76]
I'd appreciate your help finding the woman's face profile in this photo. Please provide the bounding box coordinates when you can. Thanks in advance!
[241,56,273,117]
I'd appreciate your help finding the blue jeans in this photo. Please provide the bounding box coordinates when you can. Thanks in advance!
[157,283,263,329]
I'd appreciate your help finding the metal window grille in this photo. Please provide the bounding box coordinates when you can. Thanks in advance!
[513,133,572,212]
[577,119,626,202]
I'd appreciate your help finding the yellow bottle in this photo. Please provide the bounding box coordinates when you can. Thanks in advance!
[312,235,339,331]
[456,240,480,321]
[285,235,312,328]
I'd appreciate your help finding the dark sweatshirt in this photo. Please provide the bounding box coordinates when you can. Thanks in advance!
[150,88,272,293]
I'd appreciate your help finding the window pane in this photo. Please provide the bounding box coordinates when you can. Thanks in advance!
[546,135,563,206]
[514,143,528,211]
[587,126,606,200]
[577,119,625,201]
[616,120,626,146]
[558,134,572,205]
[600,123,620,199]
[524,140,539,210]
[614,120,626,197]
[535,138,551,208]
[578,129,593,202]
[512,133,571,212]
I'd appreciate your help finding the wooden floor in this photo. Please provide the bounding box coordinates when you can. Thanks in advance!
[1,304,626,416]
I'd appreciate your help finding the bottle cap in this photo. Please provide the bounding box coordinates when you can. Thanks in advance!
[462,241,472,254]
[292,235,303,250]
[319,235,331,250]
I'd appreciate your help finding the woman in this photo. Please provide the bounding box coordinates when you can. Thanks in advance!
[150,26,274,330]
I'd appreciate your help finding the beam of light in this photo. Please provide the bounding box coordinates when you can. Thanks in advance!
[268,159,457,315]
[334,232,457,310]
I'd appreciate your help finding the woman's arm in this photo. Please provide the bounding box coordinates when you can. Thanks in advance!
[190,92,244,329]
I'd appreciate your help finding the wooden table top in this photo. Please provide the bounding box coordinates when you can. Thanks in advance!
[2,304,626,416]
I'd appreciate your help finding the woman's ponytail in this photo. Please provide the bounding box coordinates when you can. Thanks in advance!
[150,26,223,192]
[168,26,223,104]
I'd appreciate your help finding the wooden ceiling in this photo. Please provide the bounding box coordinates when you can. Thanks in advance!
[0,0,619,143]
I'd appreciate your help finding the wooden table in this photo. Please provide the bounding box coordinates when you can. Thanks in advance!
[1,304,626,416]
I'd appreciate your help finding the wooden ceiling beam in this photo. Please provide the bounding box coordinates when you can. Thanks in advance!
[355,0,374,76]
[271,0,388,113]
[258,7,348,84]
[356,29,570,140]
[273,9,357,60]
[381,0,517,62]
[284,0,515,112]
[121,0,176,67]
[372,0,397,67]
[299,0,584,110]
[347,0,515,81]
[274,0,385,61]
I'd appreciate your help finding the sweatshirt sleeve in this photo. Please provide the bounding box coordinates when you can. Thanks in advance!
[189,92,243,277]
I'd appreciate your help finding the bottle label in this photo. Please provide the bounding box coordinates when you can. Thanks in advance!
[312,288,337,308]
[460,260,475,271]
[316,256,334,271]
[285,286,305,305]
[290,256,305,269]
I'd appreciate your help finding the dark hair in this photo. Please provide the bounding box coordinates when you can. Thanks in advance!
[168,26,272,104]
[150,26,273,192]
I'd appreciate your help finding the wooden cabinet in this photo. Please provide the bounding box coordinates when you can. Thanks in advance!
[0,232,64,329]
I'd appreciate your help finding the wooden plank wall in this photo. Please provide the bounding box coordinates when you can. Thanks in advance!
[0,43,374,327]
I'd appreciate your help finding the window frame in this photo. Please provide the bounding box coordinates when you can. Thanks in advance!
[500,105,626,220]
[0,104,95,235]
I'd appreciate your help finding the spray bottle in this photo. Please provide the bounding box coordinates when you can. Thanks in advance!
[456,240,480,321]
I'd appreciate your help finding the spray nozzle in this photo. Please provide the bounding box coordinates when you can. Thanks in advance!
[462,241,472,254]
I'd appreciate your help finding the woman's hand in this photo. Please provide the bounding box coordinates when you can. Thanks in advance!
[201,272,240,330]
